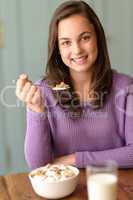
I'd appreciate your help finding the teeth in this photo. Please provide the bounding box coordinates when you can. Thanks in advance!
[72,56,87,64]
[74,56,87,61]
[74,56,86,61]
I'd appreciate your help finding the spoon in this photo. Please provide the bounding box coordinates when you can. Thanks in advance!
[52,82,70,91]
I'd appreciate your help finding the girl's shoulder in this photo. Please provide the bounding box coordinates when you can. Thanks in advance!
[112,69,133,90]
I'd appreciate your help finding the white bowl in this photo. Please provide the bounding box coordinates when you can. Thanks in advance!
[28,164,79,199]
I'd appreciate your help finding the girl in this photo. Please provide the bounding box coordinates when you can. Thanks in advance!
[16,0,133,169]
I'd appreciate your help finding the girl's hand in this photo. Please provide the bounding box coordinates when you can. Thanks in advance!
[53,154,76,166]
[16,74,45,113]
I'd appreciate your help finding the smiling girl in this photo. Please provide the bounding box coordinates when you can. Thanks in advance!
[16,0,133,169]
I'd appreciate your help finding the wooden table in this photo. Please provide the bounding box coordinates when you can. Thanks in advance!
[0,169,133,200]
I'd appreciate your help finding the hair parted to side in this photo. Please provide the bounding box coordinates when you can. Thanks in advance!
[45,0,112,118]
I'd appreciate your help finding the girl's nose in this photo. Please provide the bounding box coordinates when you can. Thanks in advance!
[72,42,82,55]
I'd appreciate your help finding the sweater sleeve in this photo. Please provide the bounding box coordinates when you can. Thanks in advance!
[24,109,53,170]
[76,85,133,169]
[24,79,55,170]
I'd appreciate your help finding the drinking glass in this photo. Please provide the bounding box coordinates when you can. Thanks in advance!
[86,160,118,200]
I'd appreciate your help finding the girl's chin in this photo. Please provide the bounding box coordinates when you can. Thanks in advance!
[70,67,92,74]
[69,64,92,71]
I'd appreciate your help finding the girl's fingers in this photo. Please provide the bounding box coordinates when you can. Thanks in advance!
[16,74,29,96]
[31,88,41,105]
[25,85,38,103]
[19,74,28,80]
[16,74,44,112]
[16,79,24,96]
[19,82,33,101]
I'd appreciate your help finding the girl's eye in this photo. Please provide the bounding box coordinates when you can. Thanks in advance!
[61,41,71,47]
[82,35,91,41]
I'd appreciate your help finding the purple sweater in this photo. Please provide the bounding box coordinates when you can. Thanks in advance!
[25,71,133,169]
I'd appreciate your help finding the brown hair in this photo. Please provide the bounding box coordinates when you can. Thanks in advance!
[45,0,112,117]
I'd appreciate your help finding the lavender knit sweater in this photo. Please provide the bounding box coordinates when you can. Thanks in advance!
[25,71,133,169]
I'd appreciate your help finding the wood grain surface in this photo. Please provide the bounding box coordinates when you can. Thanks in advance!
[0,169,133,200]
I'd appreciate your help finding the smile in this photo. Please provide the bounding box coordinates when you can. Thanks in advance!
[72,55,88,65]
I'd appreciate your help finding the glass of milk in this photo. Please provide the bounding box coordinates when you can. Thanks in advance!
[86,160,118,200]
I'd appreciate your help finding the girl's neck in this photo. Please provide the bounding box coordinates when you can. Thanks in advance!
[70,71,92,102]
[70,70,91,91]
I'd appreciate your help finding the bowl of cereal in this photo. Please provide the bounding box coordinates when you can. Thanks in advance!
[29,164,79,199]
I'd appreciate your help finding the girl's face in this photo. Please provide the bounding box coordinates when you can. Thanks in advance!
[58,14,98,74]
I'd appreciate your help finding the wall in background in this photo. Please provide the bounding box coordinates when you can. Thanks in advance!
[0,0,133,175]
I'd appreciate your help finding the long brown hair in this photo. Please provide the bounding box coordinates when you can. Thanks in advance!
[45,0,112,117]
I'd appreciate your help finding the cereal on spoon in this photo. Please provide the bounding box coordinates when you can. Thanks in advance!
[52,82,70,90]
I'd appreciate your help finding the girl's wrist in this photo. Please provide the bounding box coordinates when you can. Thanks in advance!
[27,103,45,113]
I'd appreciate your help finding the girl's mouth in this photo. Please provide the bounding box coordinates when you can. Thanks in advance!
[72,55,88,65]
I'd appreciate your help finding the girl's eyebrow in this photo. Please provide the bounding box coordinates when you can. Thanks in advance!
[59,31,92,41]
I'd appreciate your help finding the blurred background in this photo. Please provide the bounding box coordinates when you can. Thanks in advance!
[0,0,133,175]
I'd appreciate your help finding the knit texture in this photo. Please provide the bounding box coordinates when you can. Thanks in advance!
[25,70,133,169]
